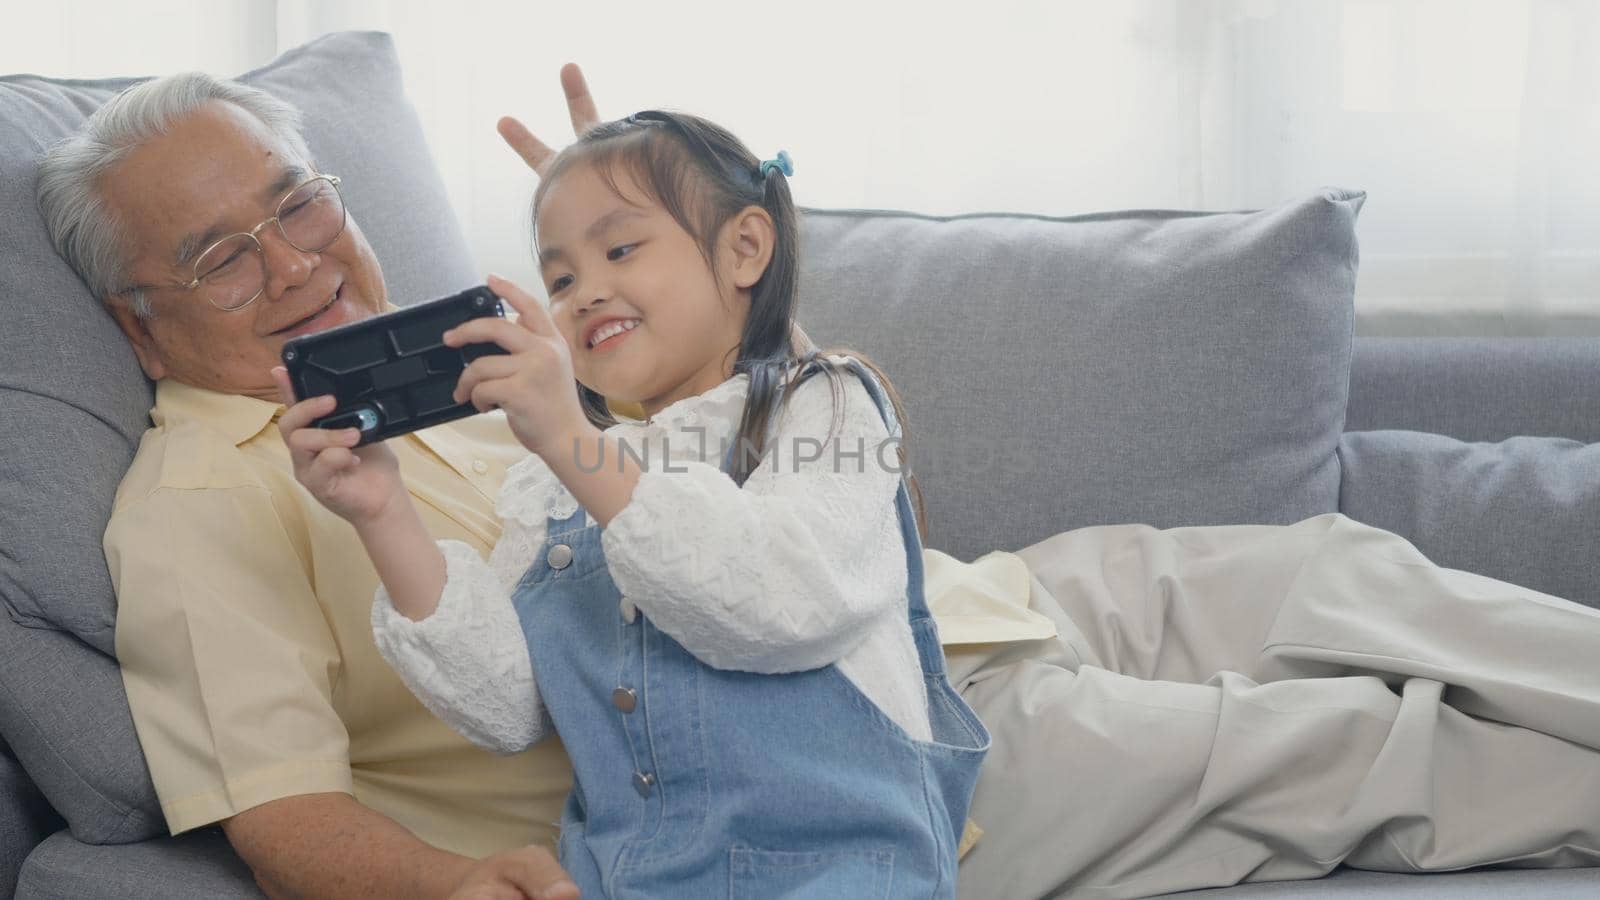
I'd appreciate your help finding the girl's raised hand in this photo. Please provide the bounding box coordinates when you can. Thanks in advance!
[272,366,406,526]
[497,63,599,177]
[447,275,589,459]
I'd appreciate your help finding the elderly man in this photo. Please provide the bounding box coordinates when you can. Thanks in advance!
[38,64,1028,900]
[37,70,614,900]
[38,59,1600,900]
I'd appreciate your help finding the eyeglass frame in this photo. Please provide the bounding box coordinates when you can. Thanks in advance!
[135,172,347,313]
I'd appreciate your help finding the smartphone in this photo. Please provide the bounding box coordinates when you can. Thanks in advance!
[280,285,508,445]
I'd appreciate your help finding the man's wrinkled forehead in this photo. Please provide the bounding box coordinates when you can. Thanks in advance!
[103,101,305,270]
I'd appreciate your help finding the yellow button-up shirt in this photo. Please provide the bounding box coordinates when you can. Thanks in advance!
[106,379,571,856]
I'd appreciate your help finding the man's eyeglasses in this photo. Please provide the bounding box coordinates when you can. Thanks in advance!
[171,173,347,312]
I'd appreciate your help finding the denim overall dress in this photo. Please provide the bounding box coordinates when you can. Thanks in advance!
[510,361,990,899]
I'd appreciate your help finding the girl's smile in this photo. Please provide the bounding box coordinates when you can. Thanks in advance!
[583,316,640,353]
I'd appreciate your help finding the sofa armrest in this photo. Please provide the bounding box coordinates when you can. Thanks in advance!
[16,827,262,900]
[1,737,60,898]
[1347,337,1600,443]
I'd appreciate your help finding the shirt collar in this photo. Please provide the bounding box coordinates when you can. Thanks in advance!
[151,378,283,447]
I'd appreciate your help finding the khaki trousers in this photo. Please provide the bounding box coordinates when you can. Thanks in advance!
[950,513,1600,899]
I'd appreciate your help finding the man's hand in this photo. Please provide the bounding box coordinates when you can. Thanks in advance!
[223,793,477,899]
[497,63,600,177]
[224,793,579,899]
[448,846,580,900]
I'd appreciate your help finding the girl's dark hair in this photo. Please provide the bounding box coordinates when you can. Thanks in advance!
[532,110,925,536]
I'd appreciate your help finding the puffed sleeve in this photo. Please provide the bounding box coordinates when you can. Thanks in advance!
[602,364,909,674]
[108,484,354,834]
[370,537,551,754]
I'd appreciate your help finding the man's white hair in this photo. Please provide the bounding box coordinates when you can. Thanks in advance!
[36,73,312,319]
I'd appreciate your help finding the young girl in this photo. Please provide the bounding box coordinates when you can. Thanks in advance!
[274,110,989,898]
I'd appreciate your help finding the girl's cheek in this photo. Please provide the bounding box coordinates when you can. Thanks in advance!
[557,321,580,351]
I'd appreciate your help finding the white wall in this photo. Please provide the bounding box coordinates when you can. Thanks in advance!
[7,0,1599,335]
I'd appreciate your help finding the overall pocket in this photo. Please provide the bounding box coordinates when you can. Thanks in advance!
[728,846,895,899]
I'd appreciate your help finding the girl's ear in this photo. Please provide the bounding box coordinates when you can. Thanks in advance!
[721,205,776,291]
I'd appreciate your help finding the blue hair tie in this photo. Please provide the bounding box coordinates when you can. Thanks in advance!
[759,150,794,179]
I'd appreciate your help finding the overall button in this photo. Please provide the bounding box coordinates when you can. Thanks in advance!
[612,687,637,713]
[546,544,573,570]
[632,771,655,799]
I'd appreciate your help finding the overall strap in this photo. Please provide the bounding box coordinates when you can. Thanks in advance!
[716,357,944,673]
[831,358,936,631]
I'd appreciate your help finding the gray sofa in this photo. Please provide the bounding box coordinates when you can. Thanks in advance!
[3,30,1598,900]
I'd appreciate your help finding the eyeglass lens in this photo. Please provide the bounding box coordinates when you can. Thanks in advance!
[194,176,346,311]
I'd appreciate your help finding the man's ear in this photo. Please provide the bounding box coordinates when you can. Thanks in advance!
[722,205,776,291]
[106,295,168,381]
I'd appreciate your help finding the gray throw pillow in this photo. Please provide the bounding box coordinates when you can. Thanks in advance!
[1339,430,1600,612]
[0,30,478,843]
[797,191,1364,561]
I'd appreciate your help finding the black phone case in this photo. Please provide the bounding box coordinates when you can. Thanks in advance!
[280,285,508,445]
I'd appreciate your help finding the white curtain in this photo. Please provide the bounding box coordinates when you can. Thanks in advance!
[8,0,1598,335]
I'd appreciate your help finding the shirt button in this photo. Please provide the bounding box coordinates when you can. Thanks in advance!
[632,771,655,799]
[620,596,637,624]
[546,544,573,570]
[612,687,637,713]
[472,459,489,475]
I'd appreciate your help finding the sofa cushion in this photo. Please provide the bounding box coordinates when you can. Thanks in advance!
[0,610,164,845]
[1338,430,1600,611]
[797,191,1364,560]
[0,30,477,843]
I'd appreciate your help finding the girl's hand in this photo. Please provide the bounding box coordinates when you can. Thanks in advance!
[497,63,599,177]
[271,367,406,526]
[447,275,590,459]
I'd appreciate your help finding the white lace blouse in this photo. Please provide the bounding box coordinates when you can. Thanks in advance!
[370,357,932,753]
